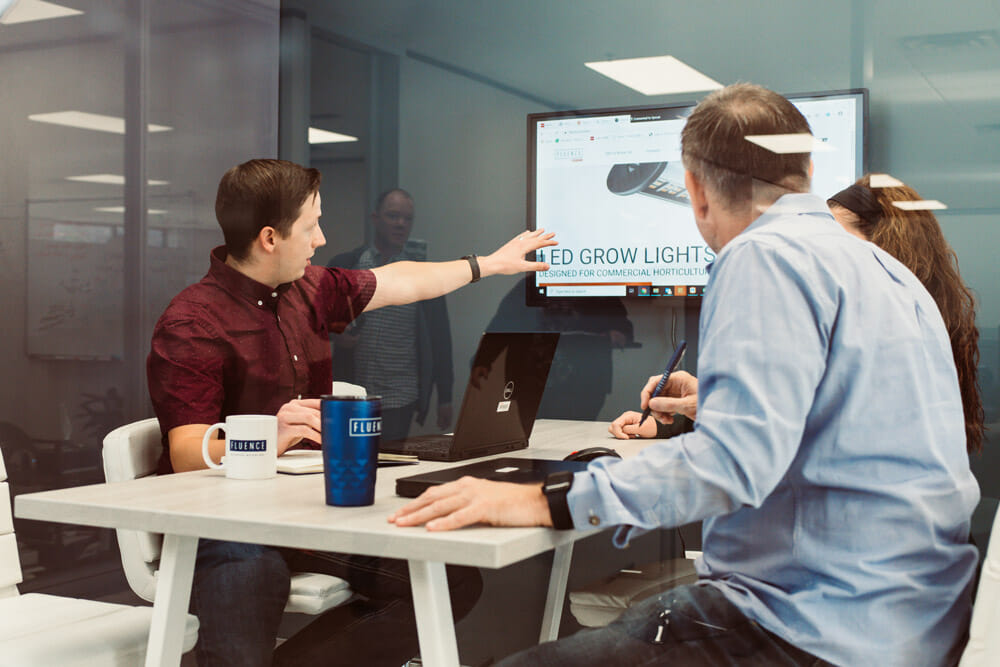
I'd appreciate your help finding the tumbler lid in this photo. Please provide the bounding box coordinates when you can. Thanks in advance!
[321,394,381,401]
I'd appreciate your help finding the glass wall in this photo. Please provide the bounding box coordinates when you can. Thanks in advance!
[0,0,278,592]
[284,1,1000,660]
[3,0,997,659]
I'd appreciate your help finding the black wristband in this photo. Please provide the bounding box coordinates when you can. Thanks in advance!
[542,471,575,530]
[462,254,480,283]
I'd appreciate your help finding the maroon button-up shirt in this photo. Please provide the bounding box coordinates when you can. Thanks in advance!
[148,246,376,473]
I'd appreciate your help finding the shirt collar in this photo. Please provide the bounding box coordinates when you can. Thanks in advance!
[745,193,834,233]
[209,246,291,306]
[707,194,835,274]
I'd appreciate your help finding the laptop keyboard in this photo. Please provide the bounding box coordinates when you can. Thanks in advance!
[382,434,454,459]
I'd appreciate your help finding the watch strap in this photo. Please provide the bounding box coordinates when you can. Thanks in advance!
[462,254,480,283]
[543,471,574,530]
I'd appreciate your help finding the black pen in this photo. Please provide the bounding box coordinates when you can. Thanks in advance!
[638,340,687,427]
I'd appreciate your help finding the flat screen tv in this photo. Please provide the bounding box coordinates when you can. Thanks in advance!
[526,89,868,305]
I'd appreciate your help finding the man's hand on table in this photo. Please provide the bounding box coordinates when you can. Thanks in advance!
[389,477,552,531]
[608,410,659,439]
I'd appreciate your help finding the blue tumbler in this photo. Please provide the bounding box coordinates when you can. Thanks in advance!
[320,395,382,506]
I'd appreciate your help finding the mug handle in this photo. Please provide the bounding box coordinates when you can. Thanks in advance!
[202,422,226,470]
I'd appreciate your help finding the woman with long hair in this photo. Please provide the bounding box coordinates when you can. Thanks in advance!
[610,175,985,454]
[827,175,983,454]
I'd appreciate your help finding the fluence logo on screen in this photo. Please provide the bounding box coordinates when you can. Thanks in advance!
[230,439,267,452]
[349,418,382,436]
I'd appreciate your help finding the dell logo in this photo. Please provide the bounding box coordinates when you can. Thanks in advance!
[504,381,514,400]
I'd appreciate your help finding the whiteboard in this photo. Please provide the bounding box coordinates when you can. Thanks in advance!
[26,196,217,359]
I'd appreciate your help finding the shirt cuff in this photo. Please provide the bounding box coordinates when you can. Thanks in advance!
[567,468,647,548]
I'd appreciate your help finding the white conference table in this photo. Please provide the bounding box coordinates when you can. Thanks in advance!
[15,419,643,667]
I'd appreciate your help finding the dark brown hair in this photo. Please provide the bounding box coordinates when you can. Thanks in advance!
[681,83,812,211]
[215,159,321,262]
[829,175,984,453]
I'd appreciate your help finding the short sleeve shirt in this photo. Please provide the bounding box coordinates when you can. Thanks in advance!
[147,246,376,473]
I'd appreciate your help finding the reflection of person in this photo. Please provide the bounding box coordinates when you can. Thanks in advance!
[484,277,633,420]
[390,84,979,666]
[827,175,984,453]
[147,159,555,667]
[328,189,453,441]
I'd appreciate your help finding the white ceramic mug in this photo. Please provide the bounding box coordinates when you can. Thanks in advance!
[201,414,278,479]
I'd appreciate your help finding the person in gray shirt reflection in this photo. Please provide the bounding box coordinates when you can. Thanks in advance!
[329,189,453,441]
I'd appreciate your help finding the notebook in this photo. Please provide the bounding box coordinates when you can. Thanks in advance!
[381,331,560,461]
[276,449,417,474]
[395,456,588,498]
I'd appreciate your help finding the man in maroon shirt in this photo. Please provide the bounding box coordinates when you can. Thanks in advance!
[147,158,556,666]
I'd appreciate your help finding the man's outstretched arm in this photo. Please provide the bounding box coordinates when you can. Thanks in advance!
[364,229,556,311]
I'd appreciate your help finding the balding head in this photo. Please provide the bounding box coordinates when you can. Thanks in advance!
[681,83,812,213]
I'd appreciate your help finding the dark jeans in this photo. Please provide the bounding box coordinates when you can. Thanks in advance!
[190,538,483,667]
[498,583,831,667]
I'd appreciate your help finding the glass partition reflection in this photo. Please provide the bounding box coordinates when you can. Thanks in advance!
[1,0,278,590]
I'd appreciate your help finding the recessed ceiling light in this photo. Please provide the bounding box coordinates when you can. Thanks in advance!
[67,174,169,186]
[0,0,18,22]
[744,133,834,154]
[870,173,904,188]
[29,111,172,134]
[892,200,947,211]
[1,0,81,25]
[94,206,168,215]
[309,127,358,144]
[584,55,723,96]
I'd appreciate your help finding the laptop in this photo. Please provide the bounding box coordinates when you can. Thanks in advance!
[396,456,587,498]
[380,331,560,461]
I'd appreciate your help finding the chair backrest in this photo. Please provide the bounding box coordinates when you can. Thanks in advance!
[960,502,1000,666]
[101,418,163,602]
[0,448,23,599]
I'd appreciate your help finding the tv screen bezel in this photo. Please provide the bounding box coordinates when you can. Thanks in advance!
[524,88,869,307]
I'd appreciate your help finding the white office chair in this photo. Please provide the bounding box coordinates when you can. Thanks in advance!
[0,446,199,665]
[102,418,354,616]
[567,556,699,627]
[960,502,1000,666]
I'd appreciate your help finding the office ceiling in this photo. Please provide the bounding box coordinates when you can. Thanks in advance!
[3,0,998,209]
[294,0,1000,209]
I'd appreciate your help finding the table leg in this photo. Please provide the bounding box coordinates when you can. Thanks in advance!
[408,559,460,667]
[539,542,574,643]
[145,534,198,667]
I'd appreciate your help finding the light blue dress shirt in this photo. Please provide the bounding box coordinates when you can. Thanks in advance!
[568,194,980,666]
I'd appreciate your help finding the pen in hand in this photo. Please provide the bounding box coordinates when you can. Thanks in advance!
[638,340,687,427]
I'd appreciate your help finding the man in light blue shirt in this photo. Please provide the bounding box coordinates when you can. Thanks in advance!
[391,83,979,666]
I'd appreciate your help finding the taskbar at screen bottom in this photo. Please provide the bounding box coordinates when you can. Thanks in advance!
[537,283,706,298]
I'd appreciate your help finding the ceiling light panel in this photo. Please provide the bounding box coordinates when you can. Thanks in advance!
[309,127,358,144]
[892,200,947,210]
[584,55,723,96]
[1,0,82,25]
[94,207,168,215]
[744,133,835,154]
[870,173,904,188]
[67,174,169,186]
[29,111,172,134]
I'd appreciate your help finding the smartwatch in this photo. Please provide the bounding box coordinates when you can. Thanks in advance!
[542,470,575,530]
[461,254,480,283]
